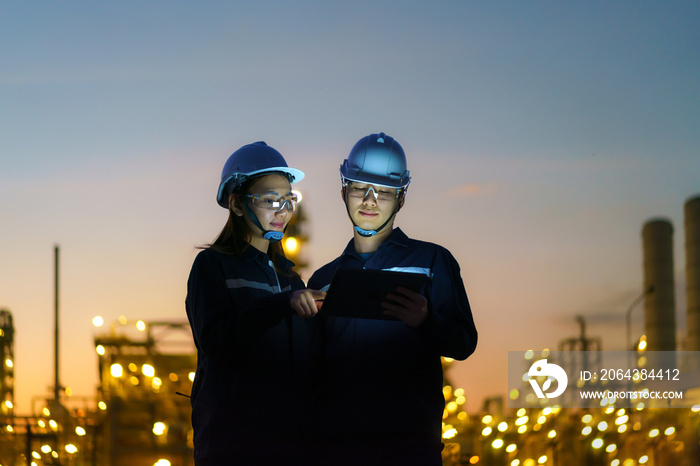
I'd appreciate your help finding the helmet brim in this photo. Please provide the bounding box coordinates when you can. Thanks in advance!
[245,166,305,184]
[340,173,410,190]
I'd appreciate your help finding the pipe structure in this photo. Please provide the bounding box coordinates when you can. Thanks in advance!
[54,244,60,400]
[685,195,700,353]
[642,219,676,352]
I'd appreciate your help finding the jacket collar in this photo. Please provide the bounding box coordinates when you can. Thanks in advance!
[240,244,295,269]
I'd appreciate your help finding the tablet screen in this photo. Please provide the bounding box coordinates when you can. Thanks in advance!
[322,268,428,320]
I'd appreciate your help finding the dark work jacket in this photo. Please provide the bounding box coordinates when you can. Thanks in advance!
[185,246,312,463]
[308,228,478,448]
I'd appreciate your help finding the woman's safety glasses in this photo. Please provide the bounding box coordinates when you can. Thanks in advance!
[345,182,399,201]
[246,193,299,212]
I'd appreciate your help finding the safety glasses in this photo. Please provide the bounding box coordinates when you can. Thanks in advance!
[345,182,399,201]
[245,193,298,212]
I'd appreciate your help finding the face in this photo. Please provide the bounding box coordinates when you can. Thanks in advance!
[344,181,401,232]
[231,174,295,240]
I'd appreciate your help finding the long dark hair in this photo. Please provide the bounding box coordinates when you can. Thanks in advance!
[203,175,300,279]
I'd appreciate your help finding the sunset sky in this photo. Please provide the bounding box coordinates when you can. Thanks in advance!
[2,1,699,414]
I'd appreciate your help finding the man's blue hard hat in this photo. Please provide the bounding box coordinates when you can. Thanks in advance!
[340,132,411,189]
[217,141,304,208]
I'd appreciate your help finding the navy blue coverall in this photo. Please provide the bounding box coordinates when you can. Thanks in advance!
[307,228,478,465]
[185,247,314,465]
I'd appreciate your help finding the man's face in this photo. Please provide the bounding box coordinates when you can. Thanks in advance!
[344,181,401,231]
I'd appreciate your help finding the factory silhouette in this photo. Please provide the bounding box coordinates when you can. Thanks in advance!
[643,195,700,356]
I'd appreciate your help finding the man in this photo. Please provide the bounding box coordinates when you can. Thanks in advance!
[308,132,478,465]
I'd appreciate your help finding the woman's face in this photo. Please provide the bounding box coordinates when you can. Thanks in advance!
[237,174,295,244]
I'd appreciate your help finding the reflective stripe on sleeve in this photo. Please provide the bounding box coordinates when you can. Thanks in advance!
[226,278,291,293]
[381,266,432,278]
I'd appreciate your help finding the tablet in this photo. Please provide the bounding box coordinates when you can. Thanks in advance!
[321,268,428,320]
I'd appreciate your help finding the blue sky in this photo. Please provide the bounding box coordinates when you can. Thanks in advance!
[1,1,699,413]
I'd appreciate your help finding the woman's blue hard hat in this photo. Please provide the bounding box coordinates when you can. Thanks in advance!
[217,141,304,208]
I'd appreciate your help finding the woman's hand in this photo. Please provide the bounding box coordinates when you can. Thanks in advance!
[291,289,326,318]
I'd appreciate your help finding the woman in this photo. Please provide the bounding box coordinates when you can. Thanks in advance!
[185,141,324,465]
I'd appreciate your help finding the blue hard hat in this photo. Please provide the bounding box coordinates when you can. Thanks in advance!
[216,141,304,208]
[340,132,410,189]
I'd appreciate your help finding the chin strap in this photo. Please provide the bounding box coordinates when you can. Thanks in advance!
[243,203,285,242]
[352,213,396,237]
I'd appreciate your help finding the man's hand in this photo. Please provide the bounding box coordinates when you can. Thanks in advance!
[291,289,326,318]
[382,286,429,327]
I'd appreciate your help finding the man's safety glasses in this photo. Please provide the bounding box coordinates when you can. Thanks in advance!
[345,182,399,201]
[246,193,299,212]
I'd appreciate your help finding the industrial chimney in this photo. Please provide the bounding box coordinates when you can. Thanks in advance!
[642,219,676,352]
[685,195,700,353]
